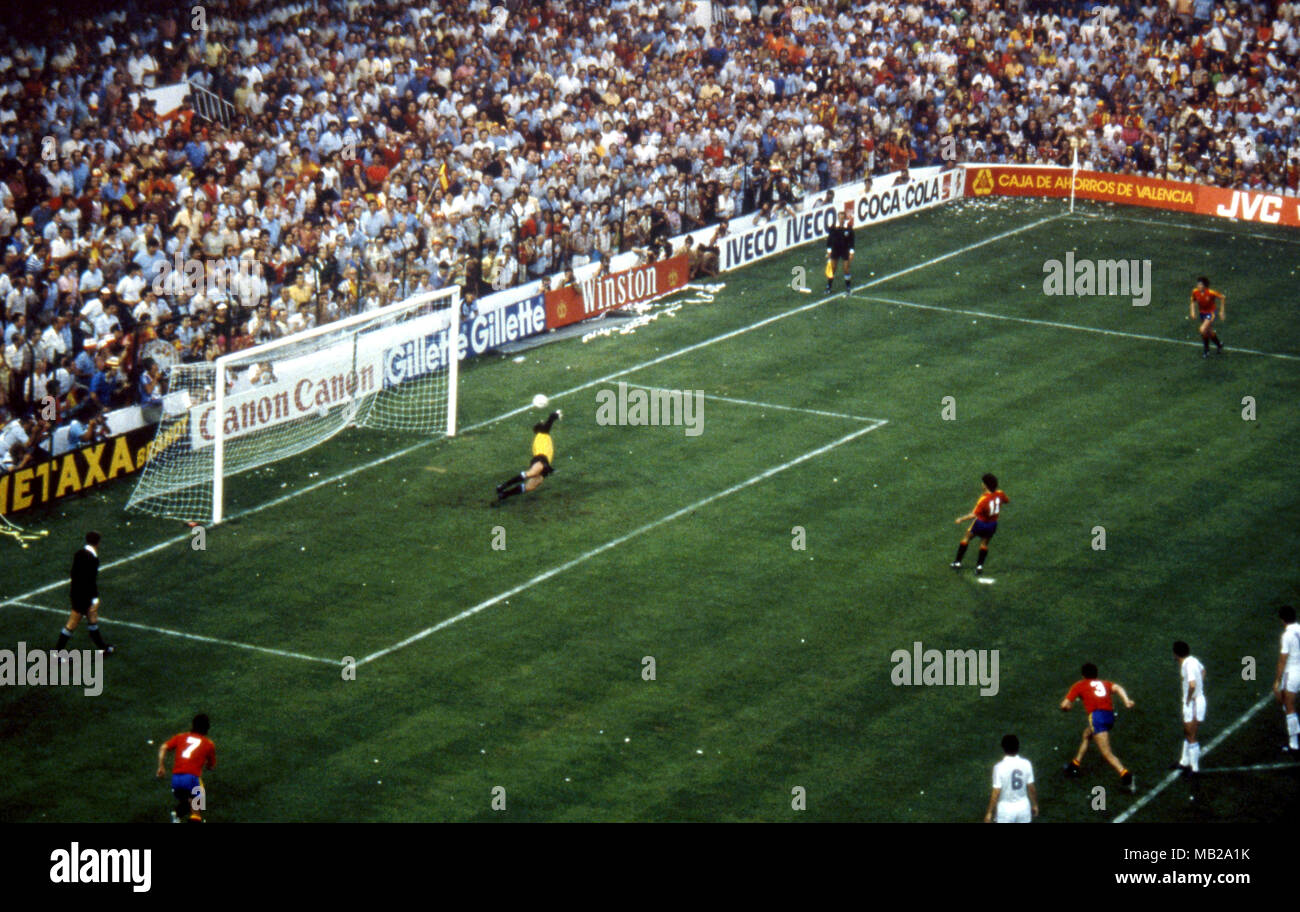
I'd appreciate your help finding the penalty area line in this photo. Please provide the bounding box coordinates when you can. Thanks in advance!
[1113,692,1275,822]
[470,212,1064,433]
[1,213,1056,611]
[5,600,338,666]
[623,383,884,424]
[356,419,889,666]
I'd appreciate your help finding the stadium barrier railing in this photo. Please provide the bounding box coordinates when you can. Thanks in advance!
[186,80,235,128]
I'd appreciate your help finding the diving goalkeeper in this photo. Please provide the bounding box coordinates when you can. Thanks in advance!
[493,410,562,505]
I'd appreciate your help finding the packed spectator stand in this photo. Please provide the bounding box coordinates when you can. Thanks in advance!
[2,0,1297,475]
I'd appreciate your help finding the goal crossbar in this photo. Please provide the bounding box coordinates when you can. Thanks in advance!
[127,285,460,525]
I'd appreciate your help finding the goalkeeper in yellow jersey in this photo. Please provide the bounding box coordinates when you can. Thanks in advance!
[493,410,562,505]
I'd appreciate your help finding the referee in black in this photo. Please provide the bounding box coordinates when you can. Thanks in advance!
[55,531,115,655]
[825,211,855,294]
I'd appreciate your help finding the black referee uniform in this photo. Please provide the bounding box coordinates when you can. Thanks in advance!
[56,532,113,653]
[70,546,98,612]
[826,221,855,292]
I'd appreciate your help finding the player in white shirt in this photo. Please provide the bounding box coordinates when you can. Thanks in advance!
[1172,641,1205,776]
[1273,605,1300,753]
[984,734,1037,823]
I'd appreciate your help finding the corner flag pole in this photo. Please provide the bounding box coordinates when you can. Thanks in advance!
[1069,138,1079,214]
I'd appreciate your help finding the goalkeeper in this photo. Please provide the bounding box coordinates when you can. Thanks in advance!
[825,211,855,294]
[493,410,562,505]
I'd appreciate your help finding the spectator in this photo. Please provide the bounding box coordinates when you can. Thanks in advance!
[137,357,165,420]
[5,0,1299,483]
[89,354,127,411]
[50,405,101,457]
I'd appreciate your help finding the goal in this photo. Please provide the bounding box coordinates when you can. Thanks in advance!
[126,286,460,524]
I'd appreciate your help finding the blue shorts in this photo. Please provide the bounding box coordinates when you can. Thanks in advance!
[1199,312,1215,323]
[1090,710,1115,734]
[171,773,200,799]
[970,519,997,540]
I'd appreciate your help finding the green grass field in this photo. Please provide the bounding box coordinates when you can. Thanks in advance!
[3,197,1298,822]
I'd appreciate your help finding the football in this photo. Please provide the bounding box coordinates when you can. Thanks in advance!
[532,394,548,409]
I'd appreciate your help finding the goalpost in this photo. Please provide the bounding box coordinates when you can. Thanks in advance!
[126,285,460,525]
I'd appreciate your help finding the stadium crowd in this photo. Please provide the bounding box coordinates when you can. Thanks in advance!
[2,0,1299,475]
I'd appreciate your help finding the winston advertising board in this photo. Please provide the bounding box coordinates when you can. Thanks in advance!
[544,254,689,329]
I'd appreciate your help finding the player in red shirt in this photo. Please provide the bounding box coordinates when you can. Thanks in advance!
[1060,663,1136,791]
[1189,276,1225,358]
[156,713,217,823]
[951,473,1009,576]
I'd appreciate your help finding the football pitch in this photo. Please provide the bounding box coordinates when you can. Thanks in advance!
[3,197,1298,822]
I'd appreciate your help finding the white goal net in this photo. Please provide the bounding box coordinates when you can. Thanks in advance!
[126,286,460,524]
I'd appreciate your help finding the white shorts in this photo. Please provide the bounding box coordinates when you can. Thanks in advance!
[1283,670,1300,695]
[996,801,1032,823]
[1183,694,1206,724]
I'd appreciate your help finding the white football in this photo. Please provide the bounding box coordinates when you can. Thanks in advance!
[532,394,548,409]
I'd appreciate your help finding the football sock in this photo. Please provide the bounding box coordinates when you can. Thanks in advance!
[1180,741,1189,766]
[1187,742,1200,772]
[844,274,852,290]
[1203,337,1210,353]
[1287,712,1299,747]
[86,625,107,649]
[497,473,525,492]
[498,482,526,500]
[56,629,71,650]
[976,546,988,569]
[954,540,969,564]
